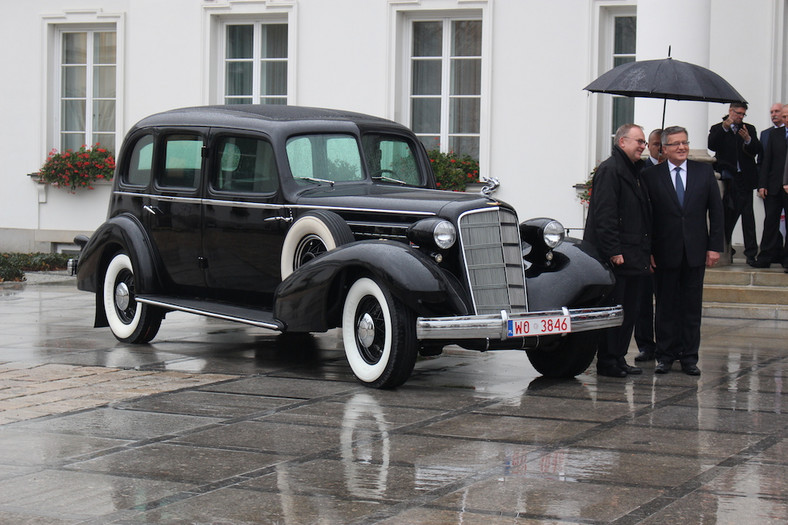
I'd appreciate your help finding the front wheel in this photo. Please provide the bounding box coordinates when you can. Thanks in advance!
[102,252,162,343]
[525,332,598,378]
[341,277,417,388]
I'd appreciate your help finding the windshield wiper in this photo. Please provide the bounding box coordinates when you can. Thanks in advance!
[371,175,407,185]
[299,177,335,186]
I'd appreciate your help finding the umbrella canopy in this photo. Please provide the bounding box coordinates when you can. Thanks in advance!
[584,57,747,104]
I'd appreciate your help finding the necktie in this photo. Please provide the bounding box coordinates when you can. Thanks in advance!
[674,167,684,206]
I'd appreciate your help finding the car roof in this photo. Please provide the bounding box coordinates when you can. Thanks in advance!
[133,105,405,133]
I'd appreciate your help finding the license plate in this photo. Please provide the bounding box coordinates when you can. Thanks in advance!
[507,315,571,337]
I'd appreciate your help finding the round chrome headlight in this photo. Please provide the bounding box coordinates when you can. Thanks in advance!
[543,220,565,248]
[433,220,457,249]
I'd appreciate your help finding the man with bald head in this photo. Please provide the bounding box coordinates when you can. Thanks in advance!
[754,104,788,269]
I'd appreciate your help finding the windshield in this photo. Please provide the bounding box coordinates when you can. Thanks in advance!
[285,132,424,186]
[362,134,423,186]
[286,134,364,184]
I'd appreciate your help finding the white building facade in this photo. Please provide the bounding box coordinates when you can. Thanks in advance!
[1,0,786,252]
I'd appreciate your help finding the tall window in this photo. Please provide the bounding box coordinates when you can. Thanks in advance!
[224,23,288,104]
[60,30,117,152]
[610,16,636,140]
[410,19,481,159]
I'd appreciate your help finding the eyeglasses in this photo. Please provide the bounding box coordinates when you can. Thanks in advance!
[732,110,747,117]
[664,141,690,147]
[623,137,647,146]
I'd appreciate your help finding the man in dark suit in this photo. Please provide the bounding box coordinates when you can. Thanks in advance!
[758,103,784,162]
[755,104,788,269]
[642,126,724,376]
[707,103,760,265]
[634,128,662,362]
[584,124,651,378]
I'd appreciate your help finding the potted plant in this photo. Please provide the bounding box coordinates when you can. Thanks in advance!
[35,144,115,192]
[427,149,480,192]
[575,167,596,205]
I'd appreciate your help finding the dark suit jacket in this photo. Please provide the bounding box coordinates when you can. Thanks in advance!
[707,120,760,189]
[760,126,788,193]
[642,160,724,269]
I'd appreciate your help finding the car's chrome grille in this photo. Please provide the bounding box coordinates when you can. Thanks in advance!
[459,208,527,315]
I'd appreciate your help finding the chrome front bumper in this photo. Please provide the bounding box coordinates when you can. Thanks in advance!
[416,306,623,340]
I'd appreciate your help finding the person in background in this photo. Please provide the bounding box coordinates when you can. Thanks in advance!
[634,129,662,362]
[643,126,724,376]
[755,104,788,269]
[584,124,651,378]
[708,103,760,265]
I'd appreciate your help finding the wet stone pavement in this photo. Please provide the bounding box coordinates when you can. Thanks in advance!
[0,275,787,524]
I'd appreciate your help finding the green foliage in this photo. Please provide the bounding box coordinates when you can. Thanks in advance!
[427,150,480,192]
[0,253,70,282]
[37,144,116,192]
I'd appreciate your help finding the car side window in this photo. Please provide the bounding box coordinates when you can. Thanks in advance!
[213,136,279,194]
[362,134,423,186]
[286,134,363,183]
[123,134,154,186]
[159,135,203,189]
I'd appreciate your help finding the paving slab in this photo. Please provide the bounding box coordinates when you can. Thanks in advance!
[0,279,786,523]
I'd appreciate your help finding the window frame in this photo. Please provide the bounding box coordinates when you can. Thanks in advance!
[44,10,124,158]
[205,1,295,106]
[392,3,491,179]
[591,4,637,164]
[220,20,289,105]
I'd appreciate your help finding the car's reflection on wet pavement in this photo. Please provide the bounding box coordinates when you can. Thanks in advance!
[0,280,786,523]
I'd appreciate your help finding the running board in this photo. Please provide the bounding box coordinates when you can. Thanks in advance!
[136,294,283,331]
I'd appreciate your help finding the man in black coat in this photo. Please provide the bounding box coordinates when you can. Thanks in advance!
[707,102,760,265]
[643,126,724,376]
[584,124,651,378]
[755,104,788,269]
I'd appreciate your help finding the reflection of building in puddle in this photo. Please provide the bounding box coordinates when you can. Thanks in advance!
[340,392,390,500]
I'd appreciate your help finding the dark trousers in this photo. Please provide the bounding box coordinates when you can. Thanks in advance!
[722,176,757,259]
[634,275,655,354]
[597,273,647,370]
[759,188,788,265]
[653,254,705,367]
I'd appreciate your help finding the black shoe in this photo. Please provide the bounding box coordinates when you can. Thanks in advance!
[749,259,771,268]
[597,365,627,378]
[682,364,701,376]
[746,257,756,265]
[654,362,671,374]
[730,247,736,263]
[634,350,655,362]
[621,363,643,375]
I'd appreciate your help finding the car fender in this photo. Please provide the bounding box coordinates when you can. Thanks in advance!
[525,237,616,311]
[273,240,471,332]
[76,214,165,327]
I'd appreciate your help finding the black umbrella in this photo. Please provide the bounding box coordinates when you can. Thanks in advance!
[584,54,747,128]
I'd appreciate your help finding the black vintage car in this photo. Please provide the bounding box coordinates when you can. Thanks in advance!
[71,105,622,388]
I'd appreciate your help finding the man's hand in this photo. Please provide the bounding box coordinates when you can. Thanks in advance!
[758,188,767,199]
[738,126,750,142]
[722,116,733,131]
[706,251,720,267]
[784,184,788,193]
[610,254,624,266]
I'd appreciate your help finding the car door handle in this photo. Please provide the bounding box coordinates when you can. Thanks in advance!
[143,205,163,216]
[264,215,293,223]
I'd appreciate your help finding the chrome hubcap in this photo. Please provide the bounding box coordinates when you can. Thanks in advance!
[115,282,130,311]
[356,313,375,348]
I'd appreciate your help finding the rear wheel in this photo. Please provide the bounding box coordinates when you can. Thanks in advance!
[341,277,417,388]
[525,333,598,378]
[102,252,162,343]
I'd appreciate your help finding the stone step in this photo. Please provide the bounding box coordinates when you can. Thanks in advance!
[701,264,788,320]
